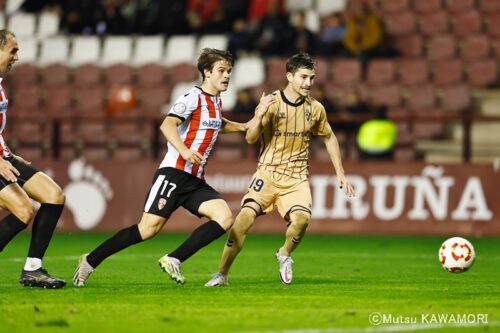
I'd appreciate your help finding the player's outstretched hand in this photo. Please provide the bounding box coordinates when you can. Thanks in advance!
[255,93,276,117]
[181,149,204,165]
[337,174,355,197]
[0,158,20,182]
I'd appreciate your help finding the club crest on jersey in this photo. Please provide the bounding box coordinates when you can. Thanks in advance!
[158,198,167,210]
[202,119,222,129]
[305,110,312,121]
[173,102,187,114]
[279,112,286,118]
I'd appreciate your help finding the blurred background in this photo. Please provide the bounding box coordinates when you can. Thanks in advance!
[0,0,499,236]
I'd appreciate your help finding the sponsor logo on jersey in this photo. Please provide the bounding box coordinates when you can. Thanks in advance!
[274,131,311,137]
[202,119,222,129]
[0,100,8,113]
[173,102,187,114]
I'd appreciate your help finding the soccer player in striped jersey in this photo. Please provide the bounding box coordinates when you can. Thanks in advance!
[206,52,355,286]
[73,48,246,286]
[0,30,66,288]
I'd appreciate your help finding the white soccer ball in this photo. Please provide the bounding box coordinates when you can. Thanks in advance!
[439,237,475,273]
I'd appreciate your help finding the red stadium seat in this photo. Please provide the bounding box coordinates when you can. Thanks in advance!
[314,58,330,84]
[40,64,70,86]
[485,12,500,37]
[418,11,449,36]
[460,35,491,61]
[406,85,436,110]
[445,0,475,13]
[266,58,287,86]
[432,59,463,86]
[426,34,456,60]
[439,84,471,111]
[139,85,171,117]
[11,84,41,110]
[10,63,38,86]
[137,64,166,88]
[74,86,105,115]
[369,84,401,107]
[466,59,499,87]
[414,0,442,13]
[394,34,423,57]
[479,0,500,12]
[44,85,73,117]
[384,11,416,35]
[493,38,500,60]
[451,11,482,37]
[399,59,429,86]
[366,59,396,85]
[105,64,134,85]
[380,0,410,13]
[73,64,102,88]
[331,60,361,86]
[168,63,198,85]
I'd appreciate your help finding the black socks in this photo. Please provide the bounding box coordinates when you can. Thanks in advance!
[0,214,28,252]
[169,220,226,262]
[28,203,64,259]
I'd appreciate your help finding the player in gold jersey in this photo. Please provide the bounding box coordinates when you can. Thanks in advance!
[205,53,355,286]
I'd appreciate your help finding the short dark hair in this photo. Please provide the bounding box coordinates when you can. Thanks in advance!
[197,48,234,80]
[286,52,315,74]
[0,29,15,50]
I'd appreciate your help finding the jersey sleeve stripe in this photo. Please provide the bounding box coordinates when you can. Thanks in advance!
[175,96,201,170]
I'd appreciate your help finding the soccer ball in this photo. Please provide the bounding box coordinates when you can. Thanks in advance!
[439,237,475,273]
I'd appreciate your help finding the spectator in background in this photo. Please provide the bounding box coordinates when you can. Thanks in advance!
[158,0,190,35]
[247,0,285,25]
[316,12,346,56]
[286,12,316,56]
[233,88,257,114]
[186,0,222,33]
[356,106,397,160]
[311,84,334,114]
[253,0,293,57]
[228,19,253,58]
[343,0,384,75]
[60,0,103,34]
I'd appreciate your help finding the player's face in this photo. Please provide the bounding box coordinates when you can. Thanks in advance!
[0,35,19,75]
[287,67,315,98]
[204,60,232,94]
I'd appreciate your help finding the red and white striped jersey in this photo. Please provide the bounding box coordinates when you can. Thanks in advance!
[159,86,223,179]
[0,78,12,158]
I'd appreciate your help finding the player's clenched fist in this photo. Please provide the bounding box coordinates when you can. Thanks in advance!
[255,92,276,118]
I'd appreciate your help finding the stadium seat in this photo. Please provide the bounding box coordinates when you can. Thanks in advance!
[197,34,228,54]
[315,0,347,15]
[445,0,475,13]
[73,64,102,87]
[380,0,410,13]
[451,11,482,37]
[10,63,38,86]
[105,64,134,85]
[486,12,500,37]
[137,64,166,87]
[11,84,41,110]
[37,11,60,39]
[40,64,70,86]
[426,34,456,60]
[439,84,471,112]
[140,84,172,117]
[74,86,105,115]
[493,38,500,60]
[460,35,491,61]
[0,13,4,29]
[384,11,416,35]
[398,59,429,86]
[168,63,199,85]
[413,0,442,13]
[418,11,449,36]
[466,59,498,87]
[16,37,38,64]
[394,34,423,57]
[286,0,314,11]
[406,85,436,110]
[69,36,101,67]
[432,59,463,86]
[38,36,70,66]
[332,59,361,86]
[111,148,147,161]
[132,35,164,67]
[366,59,396,86]
[266,58,287,86]
[44,85,73,116]
[369,84,401,107]
[221,83,237,111]
[479,0,500,12]
[305,10,321,33]
[412,121,445,139]
[101,36,133,67]
[6,0,24,13]
[164,35,196,67]
[232,56,265,90]
[315,57,330,84]
[6,13,35,39]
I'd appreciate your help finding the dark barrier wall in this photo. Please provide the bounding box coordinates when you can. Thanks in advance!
[11,158,499,236]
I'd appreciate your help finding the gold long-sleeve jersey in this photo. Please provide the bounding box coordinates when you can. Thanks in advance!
[257,90,332,180]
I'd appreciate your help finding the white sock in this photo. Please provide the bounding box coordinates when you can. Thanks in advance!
[24,257,42,271]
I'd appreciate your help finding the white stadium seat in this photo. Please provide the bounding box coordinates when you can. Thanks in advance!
[232,56,265,90]
[38,36,70,66]
[101,36,133,66]
[7,13,36,38]
[37,11,60,39]
[132,35,164,66]
[316,0,347,16]
[197,34,228,54]
[164,35,196,67]
[16,37,38,64]
[69,36,101,67]
[286,0,314,11]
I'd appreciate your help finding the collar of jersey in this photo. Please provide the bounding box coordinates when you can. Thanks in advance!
[195,85,217,97]
[280,90,305,107]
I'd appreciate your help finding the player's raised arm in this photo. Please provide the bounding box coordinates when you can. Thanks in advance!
[220,117,247,133]
[245,93,275,144]
[160,116,203,165]
[321,130,355,197]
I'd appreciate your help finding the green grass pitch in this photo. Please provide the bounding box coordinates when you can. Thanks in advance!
[0,232,498,333]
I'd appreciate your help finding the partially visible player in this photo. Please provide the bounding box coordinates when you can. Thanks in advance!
[206,52,355,286]
[73,48,246,286]
[0,29,66,288]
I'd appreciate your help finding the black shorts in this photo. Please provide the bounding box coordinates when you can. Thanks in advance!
[0,156,39,190]
[143,167,222,219]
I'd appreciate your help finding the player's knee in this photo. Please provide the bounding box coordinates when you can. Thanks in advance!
[14,204,36,224]
[45,187,65,205]
[138,222,162,240]
[215,213,234,231]
[290,210,311,229]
